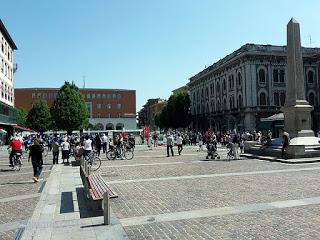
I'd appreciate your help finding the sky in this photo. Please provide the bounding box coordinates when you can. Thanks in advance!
[2,0,320,111]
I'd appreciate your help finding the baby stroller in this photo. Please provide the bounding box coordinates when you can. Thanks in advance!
[206,141,220,160]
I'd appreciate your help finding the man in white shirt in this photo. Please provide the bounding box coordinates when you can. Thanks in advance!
[166,132,174,157]
[101,134,108,153]
[176,133,183,155]
[83,135,92,158]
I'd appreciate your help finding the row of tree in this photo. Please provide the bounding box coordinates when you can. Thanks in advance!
[17,82,89,134]
[154,92,191,130]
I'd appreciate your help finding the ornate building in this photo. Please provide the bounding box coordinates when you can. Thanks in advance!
[188,44,320,133]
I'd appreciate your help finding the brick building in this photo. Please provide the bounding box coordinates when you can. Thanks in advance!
[15,88,137,130]
[138,98,167,130]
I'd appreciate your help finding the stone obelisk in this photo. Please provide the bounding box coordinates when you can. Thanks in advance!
[282,18,314,138]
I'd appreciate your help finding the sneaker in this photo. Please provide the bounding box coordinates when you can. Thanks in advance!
[32,177,37,183]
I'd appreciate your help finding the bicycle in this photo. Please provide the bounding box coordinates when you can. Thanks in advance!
[106,147,134,160]
[12,152,22,171]
[84,150,101,171]
[226,143,235,161]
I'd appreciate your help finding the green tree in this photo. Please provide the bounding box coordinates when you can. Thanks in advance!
[51,81,89,135]
[154,112,163,129]
[26,100,51,132]
[158,92,191,130]
[16,108,28,127]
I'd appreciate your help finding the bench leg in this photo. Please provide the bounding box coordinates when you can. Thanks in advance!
[103,192,110,225]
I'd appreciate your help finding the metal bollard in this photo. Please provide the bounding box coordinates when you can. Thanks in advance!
[103,192,110,225]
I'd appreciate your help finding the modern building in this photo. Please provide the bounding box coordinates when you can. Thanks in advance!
[188,43,320,133]
[138,98,167,130]
[15,88,137,130]
[0,19,17,134]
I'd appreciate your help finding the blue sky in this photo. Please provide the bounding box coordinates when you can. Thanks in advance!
[2,0,320,110]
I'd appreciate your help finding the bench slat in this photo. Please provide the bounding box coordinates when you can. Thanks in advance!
[92,175,118,198]
[88,174,118,200]
[88,178,104,199]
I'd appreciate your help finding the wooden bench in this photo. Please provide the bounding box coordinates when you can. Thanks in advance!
[80,165,118,225]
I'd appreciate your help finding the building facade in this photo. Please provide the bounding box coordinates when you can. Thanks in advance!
[15,88,137,130]
[0,20,17,129]
[138,98,167,130]
[188,44,320,133]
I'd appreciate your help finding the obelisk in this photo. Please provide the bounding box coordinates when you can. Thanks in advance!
[282,18,314,138]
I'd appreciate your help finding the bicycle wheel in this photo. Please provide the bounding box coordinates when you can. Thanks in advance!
[124,150,134,160]
[14,157,21,171]
[91,156,101,171]
[106,150,116,160]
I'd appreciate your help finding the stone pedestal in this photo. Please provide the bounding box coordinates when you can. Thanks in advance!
[281,101,314,138]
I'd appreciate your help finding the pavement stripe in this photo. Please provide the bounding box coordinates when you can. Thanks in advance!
[100,161,185,168]
[0,193,40,203]
[0,170,51,178]
[0,219,27,232]
[120,196,320,227]
[108,166,320,184]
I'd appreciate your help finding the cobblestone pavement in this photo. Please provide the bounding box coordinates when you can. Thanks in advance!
[0,148,53,240]
[99,145,320,240]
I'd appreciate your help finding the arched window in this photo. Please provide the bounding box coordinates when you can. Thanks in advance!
[280,92,286,106]
[259,92,267,106]
[259,69,266,84]
[116,123,124,130]
[217,100,220,111]
[308,92,315,106]
[216,82,220,93]
[308,70,314,84]
[223,98,227,110]
[205,87,209,100]
[237,72,242,86]
[238,95,242,108]
[274,92,280,106]
[106,123,114,130]
[273,69,279,83]
[223,79,226,91]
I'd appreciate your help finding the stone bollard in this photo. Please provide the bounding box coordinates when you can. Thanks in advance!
[103,192,110,225]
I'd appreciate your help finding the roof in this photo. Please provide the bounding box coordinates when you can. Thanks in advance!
[0,19,17,50]
[15,87,136,92]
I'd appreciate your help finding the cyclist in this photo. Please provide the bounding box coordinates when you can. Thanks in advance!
[116,135,124,159]
[83,135,92,158]
[8,134,23,167]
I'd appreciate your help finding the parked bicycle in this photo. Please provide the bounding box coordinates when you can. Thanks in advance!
[84,150,101,171]
[106,146,134,160]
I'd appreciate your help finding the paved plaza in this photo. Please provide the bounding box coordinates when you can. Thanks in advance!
[1,145,320,239]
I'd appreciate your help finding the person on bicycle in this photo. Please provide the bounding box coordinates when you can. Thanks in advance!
[116,135,124,159]
[8,134,23,167]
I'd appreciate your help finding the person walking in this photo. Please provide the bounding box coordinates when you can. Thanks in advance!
[28,138,43,183]
[166,132,174,157]
[176,133,183,155]
[281,130,290,159]
[101,134,108,153]
[95,134,102,157]
[61,138,70,164]
[83,135,92,158]
[52,138,60,164]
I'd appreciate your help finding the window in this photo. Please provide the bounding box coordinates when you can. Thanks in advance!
[37,93,41,99]
[259,92,267,105]
[102,94,106,99]
[32,93,36,99]
[112,93,116,99]
[223,98,227,110]
[117,94,121,99]
[273,69,279,83]
[92,93,96,99]
[107,103,112,109]
[280,92,286,106]
[217,82,220,93]
[97,94,101,99]
[308,92,315,106]
[238,95,242,108]
[279,69,285,83]
[107,94,111,99]
[308,70,314,84]
[237,72,242,86]
[223,79,226,91]
[259,69,266,84]
[117,103,122,110]
[274,92,280,106]
[86,93,91,99]
[42,93,47,98]
[97,103,101,109]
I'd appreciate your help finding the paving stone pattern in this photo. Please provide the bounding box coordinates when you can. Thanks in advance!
[99,145,320,240]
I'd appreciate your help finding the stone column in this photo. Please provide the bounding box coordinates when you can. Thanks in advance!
[281,18,314,138]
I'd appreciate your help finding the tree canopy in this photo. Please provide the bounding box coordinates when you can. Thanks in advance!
[16,108,28,127]
[26,100,51,132]
[155,92,191,130]
[51,81,89,134]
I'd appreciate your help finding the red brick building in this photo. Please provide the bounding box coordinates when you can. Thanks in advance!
[15,88,137,130]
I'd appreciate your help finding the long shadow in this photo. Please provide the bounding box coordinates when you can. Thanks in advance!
[76,187,103,218]
[60,192,74,213]
[0,181,34,185]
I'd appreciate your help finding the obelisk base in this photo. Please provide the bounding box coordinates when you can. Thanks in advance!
[281,101,314,138]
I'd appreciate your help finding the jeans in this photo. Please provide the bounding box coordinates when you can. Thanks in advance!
[177,144,183,155]
[32,161,43,178]
[53,151,59,164]
[167,145,174,156]
[83,150,92,158]
[102,143,107,153]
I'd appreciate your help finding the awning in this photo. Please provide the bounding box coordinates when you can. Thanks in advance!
[257,121,273,130]
[13,125,34,132]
